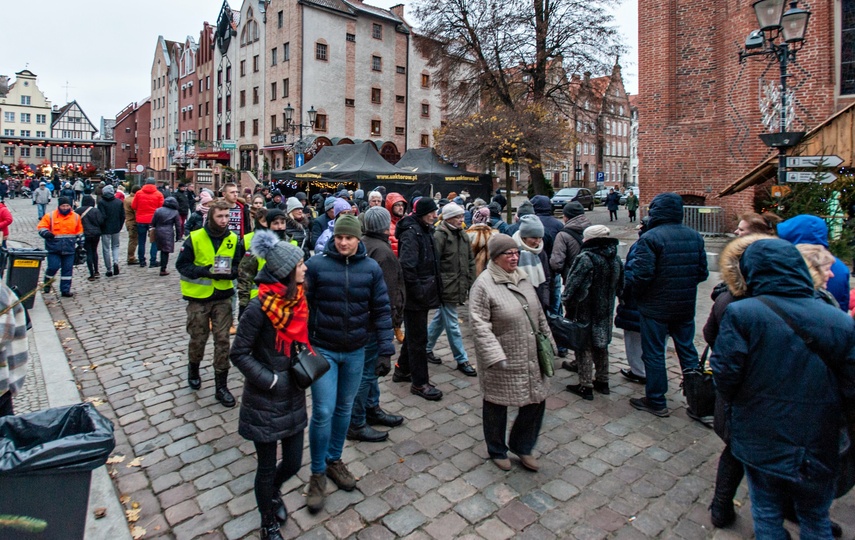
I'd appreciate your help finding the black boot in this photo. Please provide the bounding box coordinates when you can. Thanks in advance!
[710,447,742,528]
[259,514,284,540]
[366,406,404,427]
[188,362,201,390]
[215,371,236,408]
[272,495,287,525]
[347,424,389,442]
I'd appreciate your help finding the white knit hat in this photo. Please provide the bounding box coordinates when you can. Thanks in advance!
[583,224,611,241]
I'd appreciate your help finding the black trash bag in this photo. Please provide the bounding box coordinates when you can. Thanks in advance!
[0,402,115,474]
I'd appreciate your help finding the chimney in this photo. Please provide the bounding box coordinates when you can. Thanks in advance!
[390,4,405,18]
[583,71,591,82]
[0,75,8,98]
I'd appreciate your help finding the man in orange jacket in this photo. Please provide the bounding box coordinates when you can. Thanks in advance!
[37,196,83,298]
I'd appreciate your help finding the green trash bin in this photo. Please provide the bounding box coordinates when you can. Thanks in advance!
[4,248,48,309]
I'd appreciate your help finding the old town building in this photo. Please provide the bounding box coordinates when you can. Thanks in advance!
[50,100,98,168]
[0,70,53,164]
[114,98,152,171]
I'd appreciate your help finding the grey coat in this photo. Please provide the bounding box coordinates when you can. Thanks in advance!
[469,261,555,407]
[151,197,181,253]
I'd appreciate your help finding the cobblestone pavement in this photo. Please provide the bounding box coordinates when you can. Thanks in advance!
[7,196,854,540]
[15,328,49,414]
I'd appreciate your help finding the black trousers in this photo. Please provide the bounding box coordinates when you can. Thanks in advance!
[0,391,13,417]
[160,252,170,271]
[253,431,304,519]
[397,309,429,386]
[84,236,100,276]
[482,399,545,459]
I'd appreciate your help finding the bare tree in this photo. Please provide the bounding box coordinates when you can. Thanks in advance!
[414,0,624,194]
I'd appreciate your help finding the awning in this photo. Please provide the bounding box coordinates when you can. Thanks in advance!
[261,144,292,152]
[196,151,231,160]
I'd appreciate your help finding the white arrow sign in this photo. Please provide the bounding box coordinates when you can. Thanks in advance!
[786,171,837,184]
[786,155,844,168]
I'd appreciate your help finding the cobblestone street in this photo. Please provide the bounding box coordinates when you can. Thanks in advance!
[7,196,855,540]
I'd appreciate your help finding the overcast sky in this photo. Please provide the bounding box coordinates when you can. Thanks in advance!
[6,0,637,136]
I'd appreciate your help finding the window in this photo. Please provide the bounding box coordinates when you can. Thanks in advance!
[240,60,246,76]
[206,75,210,89]
[226,65,231,81]
[20,130,31,137]
[3,112,13,122]
[240,90,246,107]
[283,78,289,98]
[2,147,12,157]
[346,33,356,43]
[35,148,45,158]
[345,98,355,107]
[421,104,430,117]
[372,23,382,39]
[396,66,406,74]
[272,48,278,65]
[421,73,430,87]
[316,43,327,61]
[395,127,405,135]
[21,113,30,123]
[253,86,259,105]
[217,97,222,113]
[284,42,290,61]
[370,120,381,136]
[420,134,430,147]
[315,114,327,132]
[21,96,30,105]
[270,115,277,131]
[271,82,277,100]
[372,56,382,71]
[239,121,246,137]
[371,88,381,104]
[253,55,259,72]
[396,95,405,103]
[2,129,12,136]
[225,123,231,139]
[277,10,283,28]
[252,119,259,136]
[20,147,30,157]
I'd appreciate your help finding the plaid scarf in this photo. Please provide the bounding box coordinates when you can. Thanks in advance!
[258,282,311,355]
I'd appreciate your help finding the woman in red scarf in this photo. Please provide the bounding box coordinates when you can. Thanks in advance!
[230,230,308,540]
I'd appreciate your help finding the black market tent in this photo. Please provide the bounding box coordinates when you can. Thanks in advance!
[271,143,427,197]
[395,148,493,201]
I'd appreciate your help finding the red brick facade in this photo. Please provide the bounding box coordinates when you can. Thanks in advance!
[638,0,853,225]
[114,99,151,170]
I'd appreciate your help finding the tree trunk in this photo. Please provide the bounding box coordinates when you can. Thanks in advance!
[505,161,513,223]
[527,152,548,196]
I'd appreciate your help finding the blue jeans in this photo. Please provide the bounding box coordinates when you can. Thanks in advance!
[549,274,563,317]
[37,204,47,219]
[309,346,364,474]
[136,224,158,264]
[350,340,380,429]
[45,253,74,294]
[426,303,468,364]
[745,466,836,540]
[639,315,699,409]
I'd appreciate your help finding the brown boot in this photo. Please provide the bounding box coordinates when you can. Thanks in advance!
[306,474,326,514]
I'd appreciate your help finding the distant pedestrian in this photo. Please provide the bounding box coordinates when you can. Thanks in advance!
[606,188,620,221]
[124,186,140,265]
[150,197,181,276]
[75,195,104,280]
[33,181,52,219]
[0,280,28,417]
[38,196,83,297]
[98,185,125,277]
[60,183,76,205]
[625,190,639,222]
[72,178,85,202]
[174,183,193,237]
[131,178,165,267]
[185,191,213,234]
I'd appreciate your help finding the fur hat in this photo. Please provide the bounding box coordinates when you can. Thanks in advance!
[583,224,611,241]
[518,215,544,238]
[363,206,391,233]
[563,202,585,219]
[488,234,518,260]
[334,214,362,238]
[414,197,438,217]
[285,197,302,215]
[250,229,304,282]
[441,202,464,220]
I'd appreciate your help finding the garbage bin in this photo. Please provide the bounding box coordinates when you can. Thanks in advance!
[0,403,116,540]
[4,248,48,309]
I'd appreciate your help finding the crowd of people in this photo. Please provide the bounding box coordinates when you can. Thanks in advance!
[7,177,854,539]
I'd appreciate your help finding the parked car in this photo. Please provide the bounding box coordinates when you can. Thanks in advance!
[620,186,640,206]
[551,188,594,212]
[594,189,610,204]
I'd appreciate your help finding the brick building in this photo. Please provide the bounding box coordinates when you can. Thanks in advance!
[114,98,152,171]
[639,0,854,224]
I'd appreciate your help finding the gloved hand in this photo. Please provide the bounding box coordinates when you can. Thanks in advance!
[376,356,392,377]
[490,360,508,370]
[39,230,55,240]
[196,264,214,279]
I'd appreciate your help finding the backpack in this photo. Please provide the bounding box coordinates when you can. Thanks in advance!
[558,228,584,279]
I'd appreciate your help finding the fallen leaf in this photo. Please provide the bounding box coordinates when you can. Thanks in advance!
[53,320,69,329]
[130,525,146,539]
[109,468,118,478]
[127,457,144,468]
[131,501,140,509]
[106,455,125,464]
[119,495,131,505]
[89,364,98,370]
[84,397,105,406]
[93,507,107,519]
[126,508,141,523]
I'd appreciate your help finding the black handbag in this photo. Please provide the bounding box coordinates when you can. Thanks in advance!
[547,313,589,352]
[682,345,716,427]
[289,345,330,390]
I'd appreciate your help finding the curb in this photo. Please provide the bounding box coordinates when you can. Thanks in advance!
[30,292,132,540]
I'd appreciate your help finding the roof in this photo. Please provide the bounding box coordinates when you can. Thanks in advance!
[51,100,98,132]
[301,0,403,24]
[342,0,403,23]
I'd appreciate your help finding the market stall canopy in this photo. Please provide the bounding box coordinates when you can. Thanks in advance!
[396,148,493,201]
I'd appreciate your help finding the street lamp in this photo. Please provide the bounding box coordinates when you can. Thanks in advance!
[283,103,317,150]
[739,0,811,186]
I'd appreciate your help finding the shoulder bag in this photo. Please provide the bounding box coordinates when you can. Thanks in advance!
[510,288,554,377]
[289,343,330,390]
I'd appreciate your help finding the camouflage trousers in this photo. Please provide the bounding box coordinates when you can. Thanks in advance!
[577,346,609,387]
[186,298,232,373]
[126,223,138,262]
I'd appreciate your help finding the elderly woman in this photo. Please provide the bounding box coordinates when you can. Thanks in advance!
[797,244,837,306]
[469,234,555,472]
[562,225,624,400]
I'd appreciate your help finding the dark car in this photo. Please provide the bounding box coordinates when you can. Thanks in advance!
[551,188,594,212]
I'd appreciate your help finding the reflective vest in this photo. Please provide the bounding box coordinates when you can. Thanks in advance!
[243,232,266,299]
[180,229,238,299]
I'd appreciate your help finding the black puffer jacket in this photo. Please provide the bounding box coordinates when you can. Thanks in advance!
[285,215,311,261]
[97,190,125,234]
[614,242,641,333]
[229,267,308,443]
[625,192,708,320]
[74,196,104,238]
[396,215,441,311]
[304,239,395,356]
[363,231,405,328]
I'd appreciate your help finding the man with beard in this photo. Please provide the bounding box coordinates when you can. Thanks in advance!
[384,192,406,256]
[176,200,244,407]
[222,182,250,240]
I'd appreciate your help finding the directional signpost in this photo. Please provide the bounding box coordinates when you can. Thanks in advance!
[295,153,305,167]
[786,171,837,184]
[221,140,237,150]
[786,155,844,168]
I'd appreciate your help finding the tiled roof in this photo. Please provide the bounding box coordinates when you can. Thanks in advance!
[342,0,402,23]
[303,0,355,15]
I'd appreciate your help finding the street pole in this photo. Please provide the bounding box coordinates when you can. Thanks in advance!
[777,44,788,186]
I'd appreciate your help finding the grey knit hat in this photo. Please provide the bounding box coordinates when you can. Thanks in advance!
[363,206,391,233]
[324,196,337,212]
[563,201,585,219]
[102,185,115,197]
[518,215,544,238]
[285,197,302,216]
[441,202,464,219]
[488,234,518,260]
[516,200,535,217]
[583,224,611,241]
[250,229,304,283]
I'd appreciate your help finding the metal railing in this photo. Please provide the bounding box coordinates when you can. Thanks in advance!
[683,206,725,236]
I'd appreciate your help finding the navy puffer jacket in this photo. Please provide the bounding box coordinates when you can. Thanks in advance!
[230,267,307,443]
[625,193,708,320]
[711,239,855,482]
[305,240,395,357]
[614,242,641,333]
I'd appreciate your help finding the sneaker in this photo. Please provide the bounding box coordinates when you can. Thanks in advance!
[629,397,670,417]
[306,474,326,514]
[105,271,113,277]
[325,460,356,491]
[426,352,442,365]
[139,260,146,268]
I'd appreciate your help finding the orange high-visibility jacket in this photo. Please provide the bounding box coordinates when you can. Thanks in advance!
[37,209,83,254]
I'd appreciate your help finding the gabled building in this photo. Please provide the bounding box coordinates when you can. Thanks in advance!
[50,100,99,168]
[0,69,53,163]
[151,35,182,171]
[114,98,151,171]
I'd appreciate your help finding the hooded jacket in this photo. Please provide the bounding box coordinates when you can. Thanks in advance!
[434,220,475,305]
[384,192,407,256]
[530,195,565,257]
[625,193,708,320]
[151,197,181,253]
[304,240,394,356]
[396,214,442,311]
[75,196,104,238]
[711,238,855,483]
[131,184,165,224]
[363,230,406,328]
[97,189,126,235]
[777,214,850,311]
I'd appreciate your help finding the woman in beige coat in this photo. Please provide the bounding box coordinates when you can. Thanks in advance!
[469,234,555,472]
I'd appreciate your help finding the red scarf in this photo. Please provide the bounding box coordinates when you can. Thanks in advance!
[258,282,311,355]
